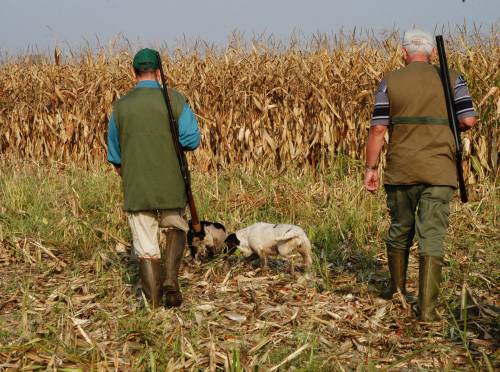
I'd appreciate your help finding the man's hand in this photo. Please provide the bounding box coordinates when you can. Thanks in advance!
[458,116,478,131]
[364,125,387,194]
[364,169,379,193]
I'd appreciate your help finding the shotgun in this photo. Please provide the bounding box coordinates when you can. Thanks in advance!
[435,35,468,203]
[156,51,203,233]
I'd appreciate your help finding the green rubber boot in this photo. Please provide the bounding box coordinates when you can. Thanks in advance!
[381,247,409,299]
[418,256,443,322]
[138,257,163,309]
[161,229,186,308]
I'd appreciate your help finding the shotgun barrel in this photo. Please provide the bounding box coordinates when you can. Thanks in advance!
[436,35,468,203]
[156,52,202,232]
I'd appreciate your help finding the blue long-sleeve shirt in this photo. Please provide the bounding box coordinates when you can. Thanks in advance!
[107,80,201,166]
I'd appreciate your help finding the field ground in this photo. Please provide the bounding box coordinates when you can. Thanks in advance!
[0,161,498,371]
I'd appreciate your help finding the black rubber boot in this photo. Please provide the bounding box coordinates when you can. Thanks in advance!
[418,255,443,322]
[161,229,186,308]
[381,247,409,299]
[138,257,163,309]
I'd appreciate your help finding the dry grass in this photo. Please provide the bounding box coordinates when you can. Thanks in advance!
[0,29,499,182]
[0,29,498,370]
[0,160,498,370]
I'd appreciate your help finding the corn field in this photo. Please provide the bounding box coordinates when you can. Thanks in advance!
[0,30,498,182]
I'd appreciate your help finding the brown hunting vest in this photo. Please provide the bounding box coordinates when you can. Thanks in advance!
[385,61,458,187]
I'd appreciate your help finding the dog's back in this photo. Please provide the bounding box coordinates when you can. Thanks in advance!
[242,223,313,267]
[245,223,305,242]
[274,224,312,267]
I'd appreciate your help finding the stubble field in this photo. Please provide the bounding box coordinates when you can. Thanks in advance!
[0,29,499,370]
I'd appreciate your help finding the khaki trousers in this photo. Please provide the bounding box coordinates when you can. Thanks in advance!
[127,209,189,258]
[384,185,454,257]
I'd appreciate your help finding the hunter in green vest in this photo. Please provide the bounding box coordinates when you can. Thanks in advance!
[107,48,201,308]
[364,29,477,321]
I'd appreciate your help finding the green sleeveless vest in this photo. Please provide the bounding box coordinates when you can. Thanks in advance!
[114,86,187,211]
[385,62,458,187]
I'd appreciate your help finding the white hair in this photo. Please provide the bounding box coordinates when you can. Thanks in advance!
[403,29,435,55]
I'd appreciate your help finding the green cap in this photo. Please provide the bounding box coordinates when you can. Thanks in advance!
[132,48,160,70]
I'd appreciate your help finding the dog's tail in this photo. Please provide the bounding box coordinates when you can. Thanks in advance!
[276,226,305,243]
[298,233,313,267]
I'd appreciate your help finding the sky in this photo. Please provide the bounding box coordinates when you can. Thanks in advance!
[1,0,499,53]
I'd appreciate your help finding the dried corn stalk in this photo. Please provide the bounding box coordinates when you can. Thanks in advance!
[0,31,498,181]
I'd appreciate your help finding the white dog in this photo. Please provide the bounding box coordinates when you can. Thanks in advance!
[224,222,313,268]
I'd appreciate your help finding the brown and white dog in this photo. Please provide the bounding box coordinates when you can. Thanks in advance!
[187,220,227,260]
[224,222,313,268]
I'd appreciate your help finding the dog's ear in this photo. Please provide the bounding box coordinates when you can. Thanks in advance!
[189,245,197,259]
[187,229,196,257]
[224,233,240,255]
[198,226,206,240]
[190,221,206,239]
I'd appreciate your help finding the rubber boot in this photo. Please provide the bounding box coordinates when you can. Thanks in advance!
[161,229,186,308]
[138,257,163,309]
[381,247,409,299]
[418,256,443,322]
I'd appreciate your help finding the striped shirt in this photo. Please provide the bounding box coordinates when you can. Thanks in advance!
[371,75,477,126]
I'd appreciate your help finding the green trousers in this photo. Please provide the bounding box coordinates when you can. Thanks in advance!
[384,185,454,257]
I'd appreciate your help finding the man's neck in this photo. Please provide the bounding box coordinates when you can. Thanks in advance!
[405,53,431,65]
[136,77,158,83]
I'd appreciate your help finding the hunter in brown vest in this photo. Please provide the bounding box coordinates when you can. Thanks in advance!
[364,29,478,321]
